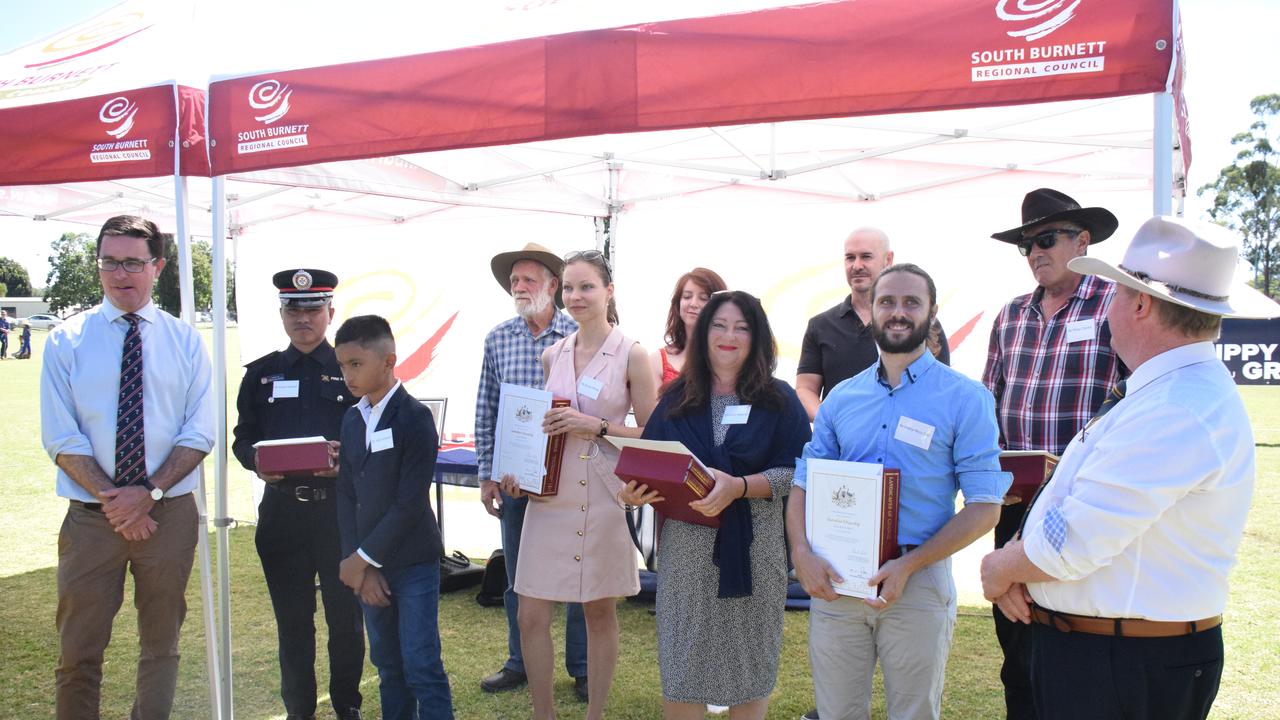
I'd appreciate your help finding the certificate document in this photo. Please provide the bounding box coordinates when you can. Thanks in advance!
[805,459,887,599]
[493,383,555,493]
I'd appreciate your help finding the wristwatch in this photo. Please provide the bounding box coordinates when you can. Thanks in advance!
[598,418,610,437]
[142,479,164,501]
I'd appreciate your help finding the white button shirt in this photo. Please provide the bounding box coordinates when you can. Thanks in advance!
[40,299,215,502]
[357,380,402,450]
[1023,342,1254,620]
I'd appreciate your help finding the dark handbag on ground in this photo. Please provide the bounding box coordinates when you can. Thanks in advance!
[475,549,507,607]
[439,550,485,593]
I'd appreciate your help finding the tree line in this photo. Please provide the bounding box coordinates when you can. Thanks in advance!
[40,232,236,317]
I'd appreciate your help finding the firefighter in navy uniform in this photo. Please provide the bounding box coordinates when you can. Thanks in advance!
[233,268,365,720]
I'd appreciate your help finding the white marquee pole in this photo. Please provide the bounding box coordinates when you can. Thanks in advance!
[211,174,235,718]
[1153,93,1174,217]
[172,84,224,720]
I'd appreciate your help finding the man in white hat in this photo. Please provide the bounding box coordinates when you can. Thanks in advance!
[474,243,588,700]
[980,216,1280,720]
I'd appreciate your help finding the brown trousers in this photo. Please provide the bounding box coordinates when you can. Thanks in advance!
[56,494,198,720]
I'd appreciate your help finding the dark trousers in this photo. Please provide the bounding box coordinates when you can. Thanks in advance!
[56,495,198,720]
[1031,621,1223,720]
[993,502,1037,720]
[257,486,366,716]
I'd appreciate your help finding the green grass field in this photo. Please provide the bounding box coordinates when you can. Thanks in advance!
[1,328,1276,719]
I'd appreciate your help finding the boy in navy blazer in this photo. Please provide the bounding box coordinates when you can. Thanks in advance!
[334,315,453,720]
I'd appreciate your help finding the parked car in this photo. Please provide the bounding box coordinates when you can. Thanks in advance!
[20,314,62,330]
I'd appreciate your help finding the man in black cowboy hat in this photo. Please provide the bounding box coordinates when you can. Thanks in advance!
[474,243,589,700]
[981,188,1125,720]
[981,216,1280,720]
[232,268,366,720]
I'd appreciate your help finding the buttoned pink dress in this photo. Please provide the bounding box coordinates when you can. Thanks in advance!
[514,327,640,602]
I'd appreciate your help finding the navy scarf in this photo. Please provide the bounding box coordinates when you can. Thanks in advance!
[643,378,811,598]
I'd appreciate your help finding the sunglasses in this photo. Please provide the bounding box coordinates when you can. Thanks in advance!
[563,250,612,280]
[1017,228,1083,257]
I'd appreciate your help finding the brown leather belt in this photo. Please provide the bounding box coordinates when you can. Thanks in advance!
[1031,604,1222,638]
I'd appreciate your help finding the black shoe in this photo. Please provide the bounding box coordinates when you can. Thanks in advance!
[336,709,363,720]
[285,715,314,720]
[801,710,819,720]
[574,675,589,702]
[481,667,528,693]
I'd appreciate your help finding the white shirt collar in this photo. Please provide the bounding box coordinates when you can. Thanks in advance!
[357,379,402,415]
[101,297,158,324]
[1125,341,1217,395]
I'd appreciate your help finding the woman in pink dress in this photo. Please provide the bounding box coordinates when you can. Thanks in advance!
[649,268,727,389]
[500,250,657,720]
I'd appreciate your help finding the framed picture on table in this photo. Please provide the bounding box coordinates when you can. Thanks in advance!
[418,397,448,444]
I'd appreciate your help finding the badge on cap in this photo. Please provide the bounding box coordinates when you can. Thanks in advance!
[292,270,314,291]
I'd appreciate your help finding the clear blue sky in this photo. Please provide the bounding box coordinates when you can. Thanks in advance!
[0,0,118,54]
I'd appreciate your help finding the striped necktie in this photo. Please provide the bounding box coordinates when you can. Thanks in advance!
[1017,379,1127,538]
[114,313,146,487]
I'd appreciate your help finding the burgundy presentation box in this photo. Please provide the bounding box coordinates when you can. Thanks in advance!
[253,436,334,476]
[614,447,720,528]
[1000,451,1059,502]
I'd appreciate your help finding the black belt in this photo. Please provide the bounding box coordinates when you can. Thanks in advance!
[897,544,918,557]
[268,483,332,502]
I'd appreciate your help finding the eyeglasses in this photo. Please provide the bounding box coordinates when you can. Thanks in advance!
[562,250,612,279]
[96,257,158,273]
[1017,228,1083,257]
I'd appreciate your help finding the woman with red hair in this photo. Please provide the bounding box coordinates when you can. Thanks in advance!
[649,268,727,388]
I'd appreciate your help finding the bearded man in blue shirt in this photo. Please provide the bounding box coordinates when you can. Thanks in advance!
[787,263,1009,720]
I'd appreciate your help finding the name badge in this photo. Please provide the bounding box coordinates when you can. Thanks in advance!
[577,376,604,400]
[370,428,395,453]
[1065,319,1095,344]
[722,404,752,425]
[894,415,935,451]
[272,380,300,399]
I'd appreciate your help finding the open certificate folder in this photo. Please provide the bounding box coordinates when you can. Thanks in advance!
[805,459,896,600]
[493,383,567,495]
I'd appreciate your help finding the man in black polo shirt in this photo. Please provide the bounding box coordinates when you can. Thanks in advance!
[233,268,365,720]
[797,227,951,420]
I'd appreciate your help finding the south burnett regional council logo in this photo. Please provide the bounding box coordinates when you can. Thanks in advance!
[89,96,151,165]
[970,0,1108,84]
[235,79,310,155]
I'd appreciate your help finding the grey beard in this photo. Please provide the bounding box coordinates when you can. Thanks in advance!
[516,292,553,319]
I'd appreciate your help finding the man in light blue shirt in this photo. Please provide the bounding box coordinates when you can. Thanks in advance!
[787,263,1008,720]
[40,216,214,720]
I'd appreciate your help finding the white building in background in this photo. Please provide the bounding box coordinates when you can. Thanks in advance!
[0,296,53,318]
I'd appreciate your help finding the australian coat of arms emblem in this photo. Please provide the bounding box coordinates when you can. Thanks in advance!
[831,485,856,508]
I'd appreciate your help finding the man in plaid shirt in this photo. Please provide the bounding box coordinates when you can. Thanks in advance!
[474,242,588,700]
[982,189,1125,720]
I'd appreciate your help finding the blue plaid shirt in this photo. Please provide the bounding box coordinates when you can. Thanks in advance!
[474,311,577,481]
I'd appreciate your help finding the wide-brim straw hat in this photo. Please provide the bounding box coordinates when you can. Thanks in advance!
[1068,216,1280,319]
[490,242,565,308]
